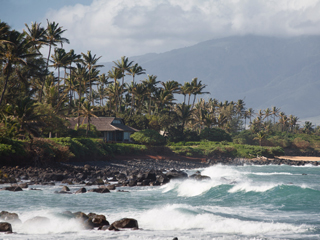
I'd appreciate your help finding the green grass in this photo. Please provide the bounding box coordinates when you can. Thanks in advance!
[168,141,284,158]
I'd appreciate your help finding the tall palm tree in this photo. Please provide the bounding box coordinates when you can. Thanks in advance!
[175,103,195,132]
[264,107,271,122]
[72,63,88,129]
[179,82,191,104]
[77,101,98,136]
[50,48,69,99]
[161,80,181,94]
[0,30,39,106]
[278,112,288,132]
[42,20,69,102]
[23,22,46,53]
[128,63,145,83]
[132,83,147,114]
[107,67,123,113]
[113,56,134,85]
[154,88,175,113]
[190,78,209,108]
[247,108,254,124]
[142,74,159,115]
[126,82,137,115]
[271,106,280,125]
[81,51,104,105]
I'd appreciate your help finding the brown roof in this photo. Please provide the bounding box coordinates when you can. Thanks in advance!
[68,117,139,132]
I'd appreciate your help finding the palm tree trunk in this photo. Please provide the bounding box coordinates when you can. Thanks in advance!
[148,97,152,115]
[0,71,10,106]
[40,44,52,103]
[130,93,135,115]
[77,79,81,130]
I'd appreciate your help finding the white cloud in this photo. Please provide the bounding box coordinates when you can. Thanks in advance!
[45,0,320,61]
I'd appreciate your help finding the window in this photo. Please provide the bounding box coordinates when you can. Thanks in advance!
[112,120,122,124]
[124,132,130,140]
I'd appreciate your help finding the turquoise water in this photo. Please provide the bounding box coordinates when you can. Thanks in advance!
[1,164,320,239]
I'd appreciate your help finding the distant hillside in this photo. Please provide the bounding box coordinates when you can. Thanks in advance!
[101,35,320,124]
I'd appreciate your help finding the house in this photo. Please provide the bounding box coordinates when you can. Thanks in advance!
[68,117,139,142]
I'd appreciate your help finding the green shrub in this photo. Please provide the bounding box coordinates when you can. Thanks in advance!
[184,129,200,141]
[292,137,310,149]
[131,129,166,146]
[200,127,232,142]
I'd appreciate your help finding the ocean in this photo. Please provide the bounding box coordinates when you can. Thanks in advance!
[1,164,319,239]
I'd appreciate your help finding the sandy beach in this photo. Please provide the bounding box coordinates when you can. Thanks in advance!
[278,156,320,162]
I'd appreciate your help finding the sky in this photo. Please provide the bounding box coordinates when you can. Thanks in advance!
[1,0,320,62]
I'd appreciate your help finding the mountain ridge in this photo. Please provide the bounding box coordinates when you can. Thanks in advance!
[100,35,320,124]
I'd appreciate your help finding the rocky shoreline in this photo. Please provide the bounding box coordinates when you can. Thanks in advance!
[0,156,318,186]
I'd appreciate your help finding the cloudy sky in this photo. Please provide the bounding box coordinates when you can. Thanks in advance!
[1,0,320,62]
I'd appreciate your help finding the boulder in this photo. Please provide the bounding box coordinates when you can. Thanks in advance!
[128,179,137,187]
[42,173,65,182]
[18,183,29,188]
[109,218,139,230]
[156,174,170,184]
[166,170,188,179]
[1,186,23,192]
[105,184,116,190]
[0,211,21,224]
[75,187,87,194]
[0,222,12,233]
[87,213,110,228]
[61,186,70,191]
[73,212,94,229]
[87,188,110,193]
[189,173,211,181]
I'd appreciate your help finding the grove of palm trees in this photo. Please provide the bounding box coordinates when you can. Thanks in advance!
[1,20,320,164]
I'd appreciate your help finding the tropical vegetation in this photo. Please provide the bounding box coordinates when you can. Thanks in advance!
[1,20,320,165]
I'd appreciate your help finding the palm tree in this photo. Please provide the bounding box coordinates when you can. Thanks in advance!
[107,67,123,113]
[77,101,98,136]
[288,115,299,132]
[271,106,280,125]
[247,108,254,124]
[128,63,145,83]
[175,103,195,133]
[278,112,288,131]
[42,20,69,102]
[257,109,265,120]
[113,56,134,85]
[303,121,314,134]
[179,82,192,104]
[132,83,147,114]
[0,30,40,106]
[264,107,271,122]
[161,80,181,94]
[190,78,209,108]
[50,48,69,97]
[154,88,175,113]
[143,74,159,115]
[72,63,88,129]
[254,131,267,146]
[3,96,44,138]
[23,22,46,53]
[81,51,104,105]
[126,82,137,115]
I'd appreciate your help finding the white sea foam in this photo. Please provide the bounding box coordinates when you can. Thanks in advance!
[162,165,251,197]
[14,211,84,234]
[245,172,295,176]
[228,182,278,193]
[138,204,308,235]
